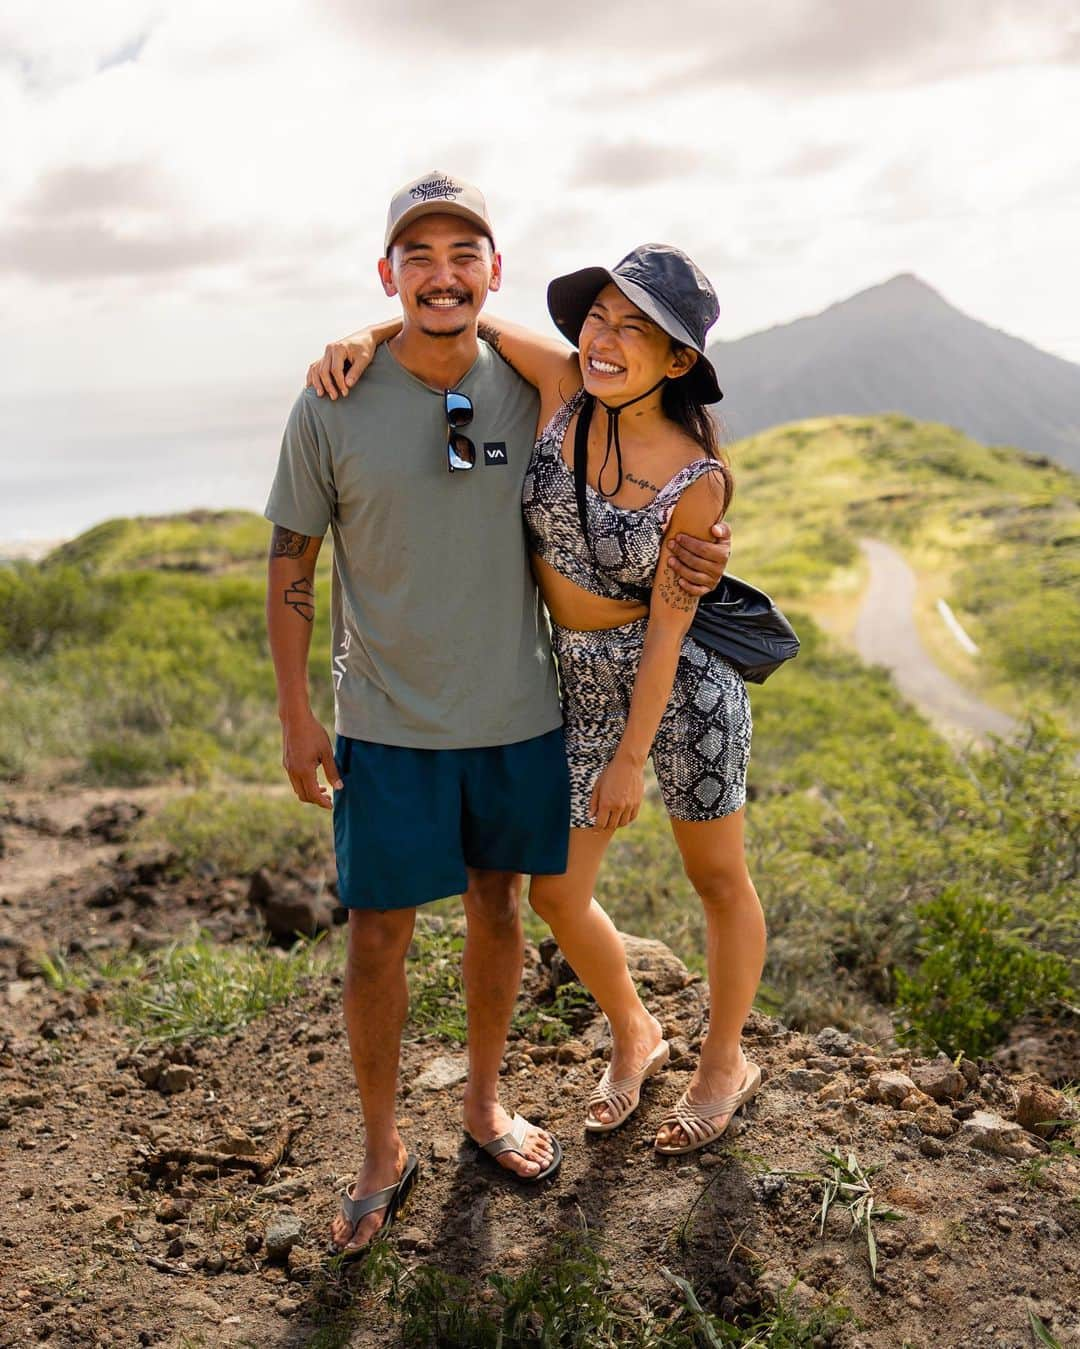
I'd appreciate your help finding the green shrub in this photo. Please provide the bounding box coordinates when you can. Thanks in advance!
[137,788,334,874]
[0,561,105,657]
[0,537,334,786]
[894,888,1073,1057]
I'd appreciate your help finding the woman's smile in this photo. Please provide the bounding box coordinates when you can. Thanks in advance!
[585,354,627,378]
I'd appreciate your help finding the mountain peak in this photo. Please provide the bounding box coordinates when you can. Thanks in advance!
[706,271,1080,468]
[837,272,950,317]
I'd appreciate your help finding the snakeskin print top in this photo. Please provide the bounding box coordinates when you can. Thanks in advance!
[522,390,727,603]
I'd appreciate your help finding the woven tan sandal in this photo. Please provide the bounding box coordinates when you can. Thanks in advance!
[654,1059,762,1155]
[585,1038,670,1134]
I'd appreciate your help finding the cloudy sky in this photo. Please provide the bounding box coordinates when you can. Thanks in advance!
[2,0,1078,538]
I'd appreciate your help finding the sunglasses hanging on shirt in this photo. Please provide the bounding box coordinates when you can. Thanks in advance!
[445,390,476,472]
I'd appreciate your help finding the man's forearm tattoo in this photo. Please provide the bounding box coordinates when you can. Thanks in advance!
[658,565,698,611]
[284,576,315,622]
[271,526,311,559]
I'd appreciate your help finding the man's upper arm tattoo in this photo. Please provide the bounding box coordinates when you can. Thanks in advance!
[271,526,312,559]
[284,576,315,622]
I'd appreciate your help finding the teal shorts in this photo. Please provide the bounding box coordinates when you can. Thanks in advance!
[332,727,570,910]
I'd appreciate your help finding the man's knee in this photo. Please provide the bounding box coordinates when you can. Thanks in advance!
[463,870,522,929]
[346,907,415,974]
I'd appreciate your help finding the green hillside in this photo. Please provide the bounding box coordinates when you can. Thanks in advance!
[725,414,1079,716]
[0,417,1075,1050]
[46,509,271,574]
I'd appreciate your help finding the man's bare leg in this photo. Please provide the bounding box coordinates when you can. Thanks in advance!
[330,906,416,1252]
[459,868,556,1177]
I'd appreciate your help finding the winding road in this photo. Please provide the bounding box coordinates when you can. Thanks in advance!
[853,538,1017,743]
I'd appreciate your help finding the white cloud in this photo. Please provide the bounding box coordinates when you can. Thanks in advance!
[0,0,1077,415]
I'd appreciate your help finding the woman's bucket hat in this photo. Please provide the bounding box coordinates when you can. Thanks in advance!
[547,243,723,403]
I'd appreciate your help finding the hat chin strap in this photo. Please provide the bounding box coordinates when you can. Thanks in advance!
[589,376,668,499]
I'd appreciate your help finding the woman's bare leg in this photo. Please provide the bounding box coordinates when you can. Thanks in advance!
[529,827,664,1126]
[654,808,766,1149]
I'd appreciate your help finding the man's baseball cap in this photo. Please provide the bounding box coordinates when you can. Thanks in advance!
[384,170,494,254]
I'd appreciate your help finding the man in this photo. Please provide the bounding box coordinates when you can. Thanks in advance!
[264,171,731,1256]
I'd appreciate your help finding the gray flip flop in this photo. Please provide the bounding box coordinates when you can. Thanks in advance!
[329,1152,419,1261]
[467,1112,562,1184]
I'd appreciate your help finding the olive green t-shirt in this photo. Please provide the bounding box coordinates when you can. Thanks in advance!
[264,342,561,749]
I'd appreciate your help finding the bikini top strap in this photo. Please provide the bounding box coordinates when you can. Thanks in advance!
[656,458,728,502]
[654,459,730,525]
[538,388,588,445]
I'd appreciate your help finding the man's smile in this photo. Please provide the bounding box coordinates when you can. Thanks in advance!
[420,292,470,310]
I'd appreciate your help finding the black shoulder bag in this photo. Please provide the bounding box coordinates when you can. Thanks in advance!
[572,393,800,684]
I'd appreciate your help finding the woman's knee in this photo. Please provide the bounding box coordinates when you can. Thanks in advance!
[685,861,753,912]
[528,880,589,926]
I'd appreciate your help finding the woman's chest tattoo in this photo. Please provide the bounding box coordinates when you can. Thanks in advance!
[625,470,660,493]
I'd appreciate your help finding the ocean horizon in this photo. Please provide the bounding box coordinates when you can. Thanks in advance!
[0,377,299,551]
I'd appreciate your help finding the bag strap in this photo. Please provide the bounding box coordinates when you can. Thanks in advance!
[573,392,594,548]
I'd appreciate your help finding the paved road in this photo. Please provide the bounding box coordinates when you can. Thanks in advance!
[854,538,1017,743]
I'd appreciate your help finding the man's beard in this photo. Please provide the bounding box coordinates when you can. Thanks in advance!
[420,323,469,338]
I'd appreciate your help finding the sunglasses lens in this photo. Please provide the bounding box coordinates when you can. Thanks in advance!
[448,433,476,471]
[445,390,473,430]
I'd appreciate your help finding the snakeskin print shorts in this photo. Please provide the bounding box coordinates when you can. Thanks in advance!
[550,617,752,829]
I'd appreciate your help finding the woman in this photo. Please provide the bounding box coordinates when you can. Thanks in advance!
[310,245,766,1154]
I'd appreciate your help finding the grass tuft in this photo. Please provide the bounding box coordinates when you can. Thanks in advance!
[111,930,330,1044]
[344,1229,849,1347]
[773,1148,903,1284]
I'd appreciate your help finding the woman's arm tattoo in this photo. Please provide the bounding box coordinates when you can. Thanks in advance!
[271,526,312,559]
[284,576,315,622]
[658,566,697,612]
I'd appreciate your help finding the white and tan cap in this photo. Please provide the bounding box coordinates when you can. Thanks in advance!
[383,170,494,254]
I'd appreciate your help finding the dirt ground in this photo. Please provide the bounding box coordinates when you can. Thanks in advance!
[1,788,1078,1348]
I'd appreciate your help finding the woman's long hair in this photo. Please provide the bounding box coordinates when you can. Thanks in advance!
[663,346,734,512]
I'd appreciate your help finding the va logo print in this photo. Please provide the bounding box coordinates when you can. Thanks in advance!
[484,442,508,466]
[333,630,352,690]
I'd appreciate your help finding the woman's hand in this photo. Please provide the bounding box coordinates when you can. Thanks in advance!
[589,752,645,830]
[306,331,376,401]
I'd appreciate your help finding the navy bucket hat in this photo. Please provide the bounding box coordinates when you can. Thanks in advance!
[547,243,723,404]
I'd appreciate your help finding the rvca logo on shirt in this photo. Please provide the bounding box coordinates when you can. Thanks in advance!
[484,442,508,466]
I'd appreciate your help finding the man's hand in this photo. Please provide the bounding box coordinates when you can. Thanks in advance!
[281,709,342,809]
[666,520,731,595]
[306,332,375,401]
